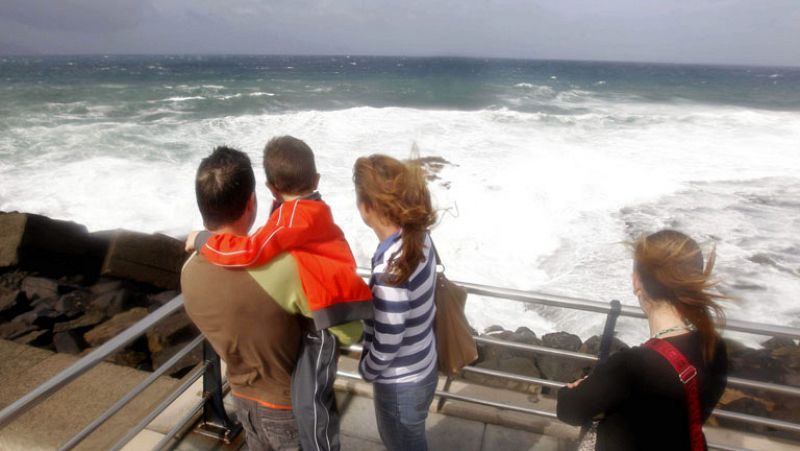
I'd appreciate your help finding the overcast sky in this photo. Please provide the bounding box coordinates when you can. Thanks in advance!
[0,0,798,67]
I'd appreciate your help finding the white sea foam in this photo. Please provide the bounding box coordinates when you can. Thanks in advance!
[162,96,205,102]
[2,102,799,344]
[249,92,276,97]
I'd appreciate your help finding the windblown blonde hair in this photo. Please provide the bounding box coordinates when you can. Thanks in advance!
[353,154,436,285]
[634,230,725,361]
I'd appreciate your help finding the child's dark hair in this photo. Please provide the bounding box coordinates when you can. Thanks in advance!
[263,136,317,195]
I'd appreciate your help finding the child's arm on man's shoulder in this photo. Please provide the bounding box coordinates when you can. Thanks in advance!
[196,205,316,268]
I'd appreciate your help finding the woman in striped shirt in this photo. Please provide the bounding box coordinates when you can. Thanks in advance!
[353,154,439,451]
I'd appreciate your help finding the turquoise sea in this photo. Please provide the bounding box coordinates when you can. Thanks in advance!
[1,55,799,343]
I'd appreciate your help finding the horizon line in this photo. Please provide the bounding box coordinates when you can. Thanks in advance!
[1,52,798,70]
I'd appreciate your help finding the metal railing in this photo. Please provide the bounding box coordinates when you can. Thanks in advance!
[0,295,241,450]
[0,275,798,450]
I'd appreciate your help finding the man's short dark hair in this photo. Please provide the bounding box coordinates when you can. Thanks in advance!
[263,136,317,195]
[196,146,255,229]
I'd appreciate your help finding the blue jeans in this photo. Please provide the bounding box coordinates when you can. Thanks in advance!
[373,369,439,451]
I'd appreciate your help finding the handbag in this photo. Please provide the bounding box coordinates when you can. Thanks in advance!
[430,241,478,376]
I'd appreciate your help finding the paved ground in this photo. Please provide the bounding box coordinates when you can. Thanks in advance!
[0,339,179,451]
[3,340,800,451]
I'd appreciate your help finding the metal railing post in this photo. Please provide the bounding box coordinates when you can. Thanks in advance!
[194,341,242,444]
[436,375,455,412]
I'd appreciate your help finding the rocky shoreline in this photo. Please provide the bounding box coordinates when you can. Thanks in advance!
[0,211,198,377]
[1,210,798,440]
[468,325,800,440]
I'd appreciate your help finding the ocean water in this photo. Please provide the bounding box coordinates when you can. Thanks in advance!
[1,55,799,346]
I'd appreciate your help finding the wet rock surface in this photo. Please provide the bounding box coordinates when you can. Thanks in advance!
[0,211,196,377]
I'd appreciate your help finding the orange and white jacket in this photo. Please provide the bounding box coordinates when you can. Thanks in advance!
[199,195,373,329]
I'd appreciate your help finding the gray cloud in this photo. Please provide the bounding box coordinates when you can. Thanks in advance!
[0,0,798,66]
[0,0,152,33]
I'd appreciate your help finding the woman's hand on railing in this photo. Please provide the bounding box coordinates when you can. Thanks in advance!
[566,376,587,389]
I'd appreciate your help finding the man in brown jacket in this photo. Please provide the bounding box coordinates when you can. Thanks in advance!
[181,146,303,450]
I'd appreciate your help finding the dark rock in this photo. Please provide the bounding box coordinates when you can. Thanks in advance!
[0,321,38,340]
[13,329,51,346]
[728,348,788,384]
[762,336,797,350]
[724,338,750,356]
[89,279,125,295]
[151,342,203,377]
[21,276,61,300]
[0,289,28,318]
[106,350,150,369]
[55,290,92,314]
[90,288,142,317]
[146,311,197,354]
[53,310,107,333]
[148,290,180,307]
[716,398,771,433]
[542,332,582,351]
[100,230,186,289]
[538,332,585,383]
[579,335,630,357]
[485,325,505,334]
[0,269,29,291]
[513,327,539,344]
[0,212,101,278]
[53,331,85,354]
[84,307,149,347]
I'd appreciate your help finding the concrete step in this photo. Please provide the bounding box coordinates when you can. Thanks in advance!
[0,339,179,450]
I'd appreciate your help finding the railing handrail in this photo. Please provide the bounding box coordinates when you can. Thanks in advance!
[1,272,799,448]
[0,295,186,428]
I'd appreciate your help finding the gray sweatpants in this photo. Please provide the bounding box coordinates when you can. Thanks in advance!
[291,328,340,451]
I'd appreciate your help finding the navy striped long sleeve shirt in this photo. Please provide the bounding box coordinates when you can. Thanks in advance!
[359,231,438,384]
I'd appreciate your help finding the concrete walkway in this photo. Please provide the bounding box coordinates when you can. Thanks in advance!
[3,341,800,451]
[0,339,180,450]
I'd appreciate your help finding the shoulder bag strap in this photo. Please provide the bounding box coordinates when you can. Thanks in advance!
[644,338,705,451]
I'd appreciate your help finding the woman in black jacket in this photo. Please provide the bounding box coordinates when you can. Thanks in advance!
[557,230,728,451]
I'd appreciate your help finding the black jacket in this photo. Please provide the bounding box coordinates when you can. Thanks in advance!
[557,332,727,451]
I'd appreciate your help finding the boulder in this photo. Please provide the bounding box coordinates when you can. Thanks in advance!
[53,330,85,355]
[728,347,788,384]
[538,332,585,383]
[55,290,92,314]
[89,288,142,317]
[151,342,203,377]
[21,276,61,300]
[0,269,29,291]
[762,336,797,350]
[89,279,126,295]
[485,325,505,334]
[53,310,107,333]
[716,397,771,434]
[106,349,150,369]
[84,307,149,347]
[0,289,28,318]
[146,311,197,354]
[0,321,38,340]
[579,335,629,357]
[100,230,186,289]
[0,212,100,278]
[148,290,180,307]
